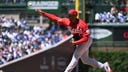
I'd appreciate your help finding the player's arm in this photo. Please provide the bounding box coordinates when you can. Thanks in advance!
[72,31,89,45]
[35,9,61,22]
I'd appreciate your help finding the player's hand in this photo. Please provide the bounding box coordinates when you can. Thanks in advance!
[35,9,43,14]
[70,41,75,46]
[70,38,75,46]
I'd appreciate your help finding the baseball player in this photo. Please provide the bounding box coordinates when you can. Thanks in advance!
[35,9,112,72]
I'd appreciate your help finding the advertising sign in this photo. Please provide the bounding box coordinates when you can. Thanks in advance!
[27,1,59,10]
[113,27,128,41]
[90,28,112,40]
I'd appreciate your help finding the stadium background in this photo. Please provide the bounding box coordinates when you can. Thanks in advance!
[0,0,128,72]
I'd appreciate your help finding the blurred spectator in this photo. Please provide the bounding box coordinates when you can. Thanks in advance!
[53,31,62,43]
[33,26,43,33]
[125,12,128,22]
[0,15,6,23]
[17,19,26,28]
[101,12,108,22]
[107,11,117,22]
[117,11,126,23]
[61,31,68,40]
[110,6,118,16]
[95,12,101,22]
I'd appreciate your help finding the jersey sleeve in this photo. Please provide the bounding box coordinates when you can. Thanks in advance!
[57,18,69,26]
[41,12,61,22]
[41,12,68,27]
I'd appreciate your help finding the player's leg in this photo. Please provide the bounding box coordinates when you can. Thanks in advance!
[80,37,104,68]
[80,37,112,72]
[80,49,105,68]
[64,51,79,72]
[64,39,91,72]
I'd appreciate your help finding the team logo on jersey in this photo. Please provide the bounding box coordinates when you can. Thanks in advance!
[67,26,82,34]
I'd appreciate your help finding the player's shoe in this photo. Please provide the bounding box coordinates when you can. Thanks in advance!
[103,62,112,72]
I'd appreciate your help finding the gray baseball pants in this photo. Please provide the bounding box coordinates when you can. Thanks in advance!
[64,37,104,72]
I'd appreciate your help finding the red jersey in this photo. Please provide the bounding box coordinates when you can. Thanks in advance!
[41,12,89,45]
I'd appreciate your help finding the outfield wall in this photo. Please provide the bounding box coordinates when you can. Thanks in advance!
[89,24,128,47]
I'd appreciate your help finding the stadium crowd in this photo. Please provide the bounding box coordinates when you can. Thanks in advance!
[0,15,69,65]
[95,6,128,23]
